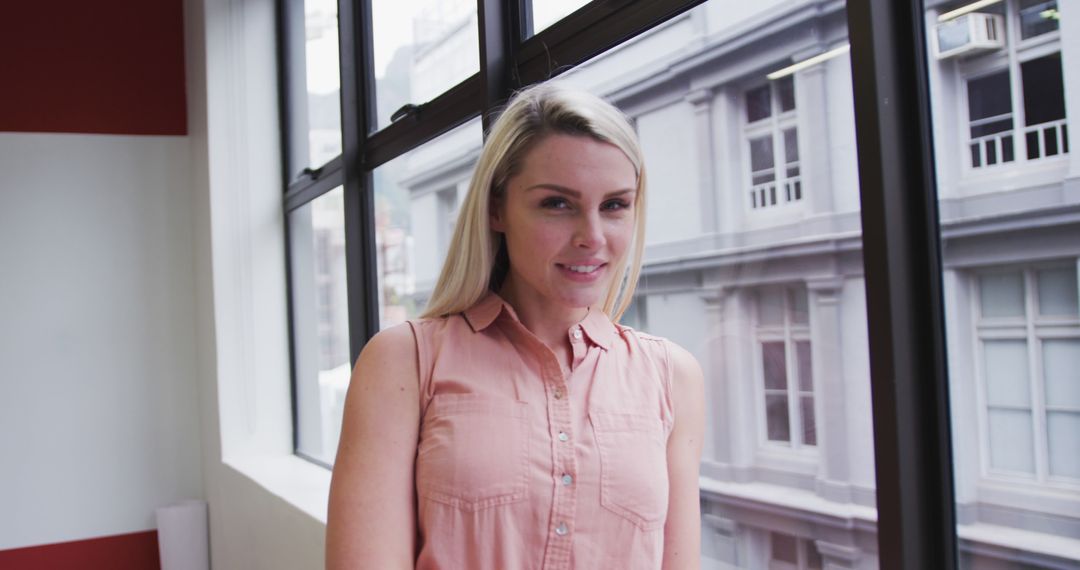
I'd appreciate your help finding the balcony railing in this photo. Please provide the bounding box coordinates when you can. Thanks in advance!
[1024,119,1069,161]
[969,119,1070,169]
[750,175,803,210]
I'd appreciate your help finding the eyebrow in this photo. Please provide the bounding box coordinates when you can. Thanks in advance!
[524,184,636,199]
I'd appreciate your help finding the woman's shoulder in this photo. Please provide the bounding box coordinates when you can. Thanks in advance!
[614,326,701,382]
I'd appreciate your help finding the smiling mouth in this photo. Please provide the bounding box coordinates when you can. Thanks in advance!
[556,262,606,275]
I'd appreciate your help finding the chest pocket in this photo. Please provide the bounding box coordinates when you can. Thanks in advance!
[416,394,529,511]
[591,410,670,531]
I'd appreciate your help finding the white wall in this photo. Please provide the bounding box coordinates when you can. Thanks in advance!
[0,133,204,549]
[186,0,330,566]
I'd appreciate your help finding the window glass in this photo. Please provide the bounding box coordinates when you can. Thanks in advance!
[979,272,1025,317]
[1018,0,1059,40]
[929,1,1079,563]
[746,85,772,123]
[373,118,483,328]
[987,408,1036,473]
[1037,267,1079,315]
[530,0,592,35]
[288,187,349,465]
[382,1,875,566]
[371,0,479,130]
[983,340,1031,406]
[303,0,342,167]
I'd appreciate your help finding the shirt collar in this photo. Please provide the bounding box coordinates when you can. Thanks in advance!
[462,291,616,350]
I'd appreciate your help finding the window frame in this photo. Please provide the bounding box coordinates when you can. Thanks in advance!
[743,77,803,212]
[276,0,970,568]
[754,285,816,451]
[971,262,1080,487]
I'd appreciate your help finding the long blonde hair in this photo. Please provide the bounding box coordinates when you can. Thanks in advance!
[420,82,647,321]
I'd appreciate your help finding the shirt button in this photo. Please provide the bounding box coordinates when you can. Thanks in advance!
[555,522,569,536]
[558,431,569,442]
[562,473,573,486]
[572,327,582,340]
[554,388,564,399]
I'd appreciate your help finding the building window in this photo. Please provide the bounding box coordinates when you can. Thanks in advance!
[768,531,824,570]
[975,263,1080,481]
[757,286,816,447]
[744,76,801,210]
[960,0,1067,169]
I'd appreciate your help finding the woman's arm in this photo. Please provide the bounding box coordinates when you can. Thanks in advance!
[662,342,706,570]
[326,324,421,570]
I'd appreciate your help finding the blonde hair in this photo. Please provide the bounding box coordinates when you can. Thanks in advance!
[420,82,647,321]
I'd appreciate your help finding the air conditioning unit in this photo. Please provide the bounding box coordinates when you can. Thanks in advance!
[934,12,1005,59]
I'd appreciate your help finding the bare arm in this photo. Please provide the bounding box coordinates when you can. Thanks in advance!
[326,324,420,570]
[662,342,705,570]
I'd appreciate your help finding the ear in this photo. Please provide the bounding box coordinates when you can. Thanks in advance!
[489,192,506,233]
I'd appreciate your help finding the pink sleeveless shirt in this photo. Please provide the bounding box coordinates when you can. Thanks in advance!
[407,292,675,570]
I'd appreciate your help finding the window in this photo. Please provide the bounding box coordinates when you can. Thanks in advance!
[975,264,1080,481]
[959,0,1067,169]
[745,76,800,209]
[768,531,823,570]
[757,286,815,448]
[270,0,1066,566]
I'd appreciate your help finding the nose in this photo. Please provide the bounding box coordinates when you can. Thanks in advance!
[573,212,605,250]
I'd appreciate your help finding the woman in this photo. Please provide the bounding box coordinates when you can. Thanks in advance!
[326,82,705,569]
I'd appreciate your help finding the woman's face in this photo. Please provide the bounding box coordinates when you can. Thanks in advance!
[492,133,638,312]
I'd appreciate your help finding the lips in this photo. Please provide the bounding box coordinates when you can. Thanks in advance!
[556,261,607,282]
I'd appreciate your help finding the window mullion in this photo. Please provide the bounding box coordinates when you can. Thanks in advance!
[338,0,380,362]
[1026,270,1051,481]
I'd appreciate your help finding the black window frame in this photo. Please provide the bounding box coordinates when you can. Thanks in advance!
[279,1,960,568]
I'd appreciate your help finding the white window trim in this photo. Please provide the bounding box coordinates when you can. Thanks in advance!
[742,80,803,214]
[971,261,1080,490]
[753,285,817,453]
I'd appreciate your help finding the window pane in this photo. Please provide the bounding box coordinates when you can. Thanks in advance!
[758,289,784,325]
[750,135,775,172]
[303,0,342,167]
[801,395,816,446]
[371,0,479,130]
[987,408,1036,473]
[375,118,483,328]
[984,340,1032,407]
[1037,266,1079,316]
[766,394,791,442]
[797,341,813,392]
[927,2,1076,563]
[530,0,591,35]
[289,187,350,464]
[967,71,1012,123]
[1021,53,1066,127]
[1043,339,1080,409]
[770,532,798,563]
[789,288,809,324]
[1019,0,1060,40]
[777,76,795,113]
[762,342,787,390]
[395,2,876,565]
[746,85,771,123]
[783,128,799,165]
[979,272,1025,318]
[1047,412,1080,478]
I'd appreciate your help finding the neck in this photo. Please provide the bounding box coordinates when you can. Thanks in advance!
[497,277,589,350]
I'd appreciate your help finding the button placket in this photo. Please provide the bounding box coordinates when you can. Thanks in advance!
[541,354,578,568]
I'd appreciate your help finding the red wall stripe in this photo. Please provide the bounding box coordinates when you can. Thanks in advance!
[0,0,187,136]
[0,530,160,570]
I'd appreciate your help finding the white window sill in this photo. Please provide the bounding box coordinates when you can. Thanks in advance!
[224,454,332,525]
[958,522,1080,563]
